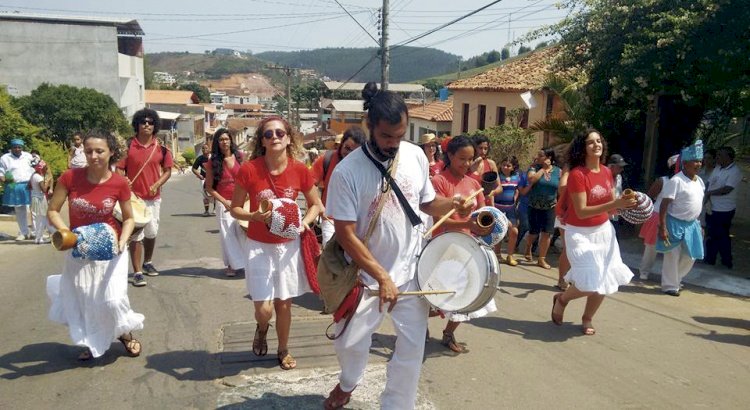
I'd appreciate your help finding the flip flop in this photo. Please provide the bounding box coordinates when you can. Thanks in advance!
[278,350,297,370]
[118,333,142,357]
[551,293,566,326]
[582,325,596,336]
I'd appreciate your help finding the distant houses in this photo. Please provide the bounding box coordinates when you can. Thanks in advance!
[407,98,453,143]
[0,13,146,118]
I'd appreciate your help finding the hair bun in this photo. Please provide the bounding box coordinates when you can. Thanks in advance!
[361,82,379,110]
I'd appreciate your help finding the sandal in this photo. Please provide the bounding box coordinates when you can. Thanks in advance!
[555,280,569,291]
[582,317,596,335]
[118,333,142,357]
[537,257,551,269]
[441,330,465,353]
[252,323,270,356]
[551,292,567,326]
[78,349,92,361]
[323,383,354,410]
[277,350,297,370]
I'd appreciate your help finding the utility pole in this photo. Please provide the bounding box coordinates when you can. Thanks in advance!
[380,0,390,91]
[267,65,295,124]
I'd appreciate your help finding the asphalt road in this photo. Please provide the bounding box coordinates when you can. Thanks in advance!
[0,171,748,409]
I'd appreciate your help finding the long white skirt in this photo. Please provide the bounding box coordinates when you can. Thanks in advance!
[245,236,311,301]
[564,222,633,295]
[215,202,248,270]
[47,250,144,358]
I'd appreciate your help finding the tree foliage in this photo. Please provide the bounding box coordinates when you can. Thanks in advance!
[30,137,67,178]
[15,83,131,143]
[468,116,537,168]
[530,74,591,143]
[526,0,750,176]
[0,87,42,150]
[178,82,211,103]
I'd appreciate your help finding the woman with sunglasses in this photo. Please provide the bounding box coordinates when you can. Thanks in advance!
[230,116,323,371]
[205,128,245,277]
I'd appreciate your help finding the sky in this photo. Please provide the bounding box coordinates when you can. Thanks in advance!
[0,0,571,59]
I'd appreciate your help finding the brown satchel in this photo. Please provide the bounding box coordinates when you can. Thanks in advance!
[316,149,398,316]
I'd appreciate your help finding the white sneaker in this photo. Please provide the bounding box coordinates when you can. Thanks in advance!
[15,234,26,241]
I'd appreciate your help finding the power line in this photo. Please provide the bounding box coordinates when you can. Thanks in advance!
[332,0,379,45]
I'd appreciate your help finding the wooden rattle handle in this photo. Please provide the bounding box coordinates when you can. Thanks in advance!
[423,188,484,238]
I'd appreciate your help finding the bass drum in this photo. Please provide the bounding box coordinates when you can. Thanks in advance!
[416,231,500,314]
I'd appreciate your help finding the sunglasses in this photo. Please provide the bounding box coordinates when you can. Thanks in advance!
[140,120,155,126]
[262,128,287,140]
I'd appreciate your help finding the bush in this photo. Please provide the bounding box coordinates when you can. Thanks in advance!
[30,137,68,178]
[468,125,537,169]
[181,147,196,166]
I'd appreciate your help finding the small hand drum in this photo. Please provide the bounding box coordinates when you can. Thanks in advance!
[57,223,119,261]
[619,189,654,225]
[470,206,509,247]
[266,198,303,240]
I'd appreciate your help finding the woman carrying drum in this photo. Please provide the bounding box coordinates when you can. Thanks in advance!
[230,116,323,370]
[430,135,494,353]
[204,128,246,277]
[47,130,144,360]
[551,129,636,335]
[468,134,501,205]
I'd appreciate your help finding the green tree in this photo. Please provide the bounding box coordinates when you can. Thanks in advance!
[486,50,502,63]
[501,48,510,60]
[30,137,67,178]
[530,74,591,143]
[15,83,131,143]
[0,87,42,149]
[178,82,211,103]
[468,119,537,167]
[517,45,532,55]
[528,0,750,174]
[421,79,445,94]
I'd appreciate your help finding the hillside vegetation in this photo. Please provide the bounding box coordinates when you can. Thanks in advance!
[147,52,269,79]
[256,47,460,83]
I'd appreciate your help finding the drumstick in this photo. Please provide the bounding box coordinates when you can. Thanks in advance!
[368,290,456,296]
[423,188,484,238]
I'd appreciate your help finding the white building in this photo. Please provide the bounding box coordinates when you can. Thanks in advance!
[0,13,146,118]
[153,71,176,84]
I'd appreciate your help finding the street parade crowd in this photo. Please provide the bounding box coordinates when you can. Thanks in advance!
[0,83,743,409]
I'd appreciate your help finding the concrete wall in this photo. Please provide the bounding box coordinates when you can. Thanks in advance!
[0,20,144,117]
[408,118,452,143]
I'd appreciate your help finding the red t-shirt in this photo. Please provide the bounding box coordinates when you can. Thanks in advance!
[429,161,443,177]
[311,151,341,206]
[59,168,131,235]
[430,171,485,236]
[566,165,613,227]
[205,155,242,200]
[235,157,314,244]
[116,137,174,200]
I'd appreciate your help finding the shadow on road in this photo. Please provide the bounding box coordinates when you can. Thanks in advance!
[499,279,556,299]
[157,266,244,281]
[145,349,219,380]
[469,316,582,342]
[0,342,118,379]
[692,316,750,330]
[685,331,750,347]
[217,393,327,410]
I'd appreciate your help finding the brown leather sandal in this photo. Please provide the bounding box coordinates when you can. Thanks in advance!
[324,383,354,410]
[441,330,465,353]
[551,292,567,326]
[118,333,142,357]
[277,350,297,370]
[252,323,269,356]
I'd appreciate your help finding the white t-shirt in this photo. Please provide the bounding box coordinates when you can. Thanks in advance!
[662,172,705,221]
[707,162,742,212]
[0,151,34,182]
[70,146,87,168]
[326,141,436,288]
[30,173,45,198]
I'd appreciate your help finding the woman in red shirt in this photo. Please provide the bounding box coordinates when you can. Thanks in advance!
[47,130,144,360]
[551,129,636,335]
[429,135,493,353]
[230,116,323,370]
[205,128,245,277]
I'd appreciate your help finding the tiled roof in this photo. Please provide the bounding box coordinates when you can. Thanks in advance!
[409,98,453,122]
[303,129,337,143]
[145,90,199,105]
[226,118,260,132]
[224,103,262,111]
[448,47,562,92]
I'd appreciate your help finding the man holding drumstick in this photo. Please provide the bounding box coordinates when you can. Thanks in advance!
[322,82,473,410]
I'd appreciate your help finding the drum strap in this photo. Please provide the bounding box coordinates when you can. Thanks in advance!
[362,142,422,227]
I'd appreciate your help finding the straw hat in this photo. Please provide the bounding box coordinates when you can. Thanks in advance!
[334,133,343,144]
[419,133,436,146]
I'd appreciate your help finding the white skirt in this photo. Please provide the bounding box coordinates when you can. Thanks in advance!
[215,202,248,270]
[446,298,497,322]
[564,222,633,295]
[30,194,48,215]
[245,236,311,301]
[47,250,144,358]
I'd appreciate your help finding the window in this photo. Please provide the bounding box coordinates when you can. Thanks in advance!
[461,103,469,133]
[410,123,415,142]
[496,106,506,126]
[477,104,486,130]
[545,93,554,117]
[520,109,530,128]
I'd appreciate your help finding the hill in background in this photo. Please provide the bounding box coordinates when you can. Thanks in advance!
[256,47,460,83]
[147,52,269,79]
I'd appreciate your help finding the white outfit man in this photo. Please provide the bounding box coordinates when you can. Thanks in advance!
[326,141,434,409]
[704,148,742,268]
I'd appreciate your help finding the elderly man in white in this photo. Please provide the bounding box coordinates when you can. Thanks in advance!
[705,146,743,269]
[0,138,35,240]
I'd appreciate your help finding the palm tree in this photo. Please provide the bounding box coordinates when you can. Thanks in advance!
[530,74,591,143]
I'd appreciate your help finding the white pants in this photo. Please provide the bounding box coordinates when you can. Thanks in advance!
[661,244,695,292]
[133,198,161,241]
[321,218,335,247]
[14,205,29,236]
[639,243,658,275]
[333,280,429,410]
